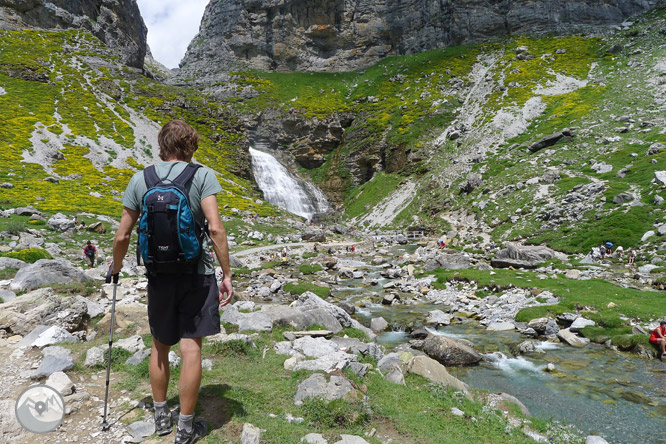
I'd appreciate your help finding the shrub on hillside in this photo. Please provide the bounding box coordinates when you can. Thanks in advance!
[283,281,331,299]
[1,248,52,263]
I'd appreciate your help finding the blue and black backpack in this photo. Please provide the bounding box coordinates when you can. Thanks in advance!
[136,163,204,274]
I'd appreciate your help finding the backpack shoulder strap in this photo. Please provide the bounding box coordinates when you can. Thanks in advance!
[144,165,161,188]
[172,163,202,190]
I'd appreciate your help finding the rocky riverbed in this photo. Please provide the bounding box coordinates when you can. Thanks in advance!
[0,218,664,443]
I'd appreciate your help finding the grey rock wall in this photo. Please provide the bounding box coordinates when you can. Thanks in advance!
[0,0,147,68]
[177,0,664,81]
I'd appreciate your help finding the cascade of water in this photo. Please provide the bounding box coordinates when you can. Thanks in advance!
[249,147,329,219]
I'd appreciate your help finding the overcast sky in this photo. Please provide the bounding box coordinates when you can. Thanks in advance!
[136,0,209,69]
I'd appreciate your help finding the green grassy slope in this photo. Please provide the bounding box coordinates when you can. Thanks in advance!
[221,8,666,254]
[0,29,272,217]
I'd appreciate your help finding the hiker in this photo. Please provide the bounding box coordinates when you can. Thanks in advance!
[605,242,613,255]
[615,245,624,259]
[649,320,666,358]
[83,240,97,268]
[313,244,318,252]
[77,219,86,231]
[628,249,636,266]
[599,243,606,262]
[111,120,233,443]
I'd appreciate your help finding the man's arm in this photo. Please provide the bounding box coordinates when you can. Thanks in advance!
[201,194,234,305]
[112,207,140,274]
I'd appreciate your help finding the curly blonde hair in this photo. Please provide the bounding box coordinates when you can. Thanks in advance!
[157,120,200,161]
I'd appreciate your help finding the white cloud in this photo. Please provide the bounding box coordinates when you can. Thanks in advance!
[136,0,209,69]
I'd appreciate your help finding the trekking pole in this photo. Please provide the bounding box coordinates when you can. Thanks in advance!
[101,263,119,431]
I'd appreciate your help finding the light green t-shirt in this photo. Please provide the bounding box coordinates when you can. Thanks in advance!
[122,161,223,275]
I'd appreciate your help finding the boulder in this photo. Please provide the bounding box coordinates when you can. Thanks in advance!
[515,340,538,354]
[115,335,146,353]
[569,317,595,332]
[557,328,590,347]
[406,355,469,394]
[0,257,28,270]
[10,259,93,291]
[370,317,389,332]
[585,436,609,444]
[613,193,633,204]
[302,434,328,444]
[425,310,451,326]
[129,421,156,441]
[422,335,482,366]
[15,206,41,217]
[527,317,560,336]
[238,312,273,332]
[486,321,515,331]
[294,373,355,405]
[261,304,343,334]
[291,292,373,338]
[0,289,88,335]
[47,213,76,232]
[321,256,338,269]
[31,325,78,348]
[241,423,262,444]
[31,346,75,379]
[655,171,666,186]
[302,228,326,243]
[529,130,571,153]
[333,436,371,444]
[45,371,74,396]
[87,222,106,234]
[0,289,17,303]
[491,243,566,269]
[126,348,152,366]
[96,305,149,336]
[424,253,472,271]
[459,173,482,194]
[85,346,106,367]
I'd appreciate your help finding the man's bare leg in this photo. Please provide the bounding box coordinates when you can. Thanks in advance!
[150,338,171,402]
[179,337,203,415]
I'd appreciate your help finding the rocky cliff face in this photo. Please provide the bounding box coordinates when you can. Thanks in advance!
[178,0,662,80]
[0,0,147,68]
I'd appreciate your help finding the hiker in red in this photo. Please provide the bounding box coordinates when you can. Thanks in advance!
[83,240,97,268]
[649,320,666,358]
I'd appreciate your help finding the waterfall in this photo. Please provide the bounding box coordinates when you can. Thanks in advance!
[249,147,329,219]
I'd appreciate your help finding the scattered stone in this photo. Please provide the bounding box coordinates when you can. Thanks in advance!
[585,436,610,444]
[31,325,77,348]
[557,328,590,348]
[613,193,633,204]
[126,348,152,366]
[47,213,75,232]
[45,371,74,396]
[333,436,371,444]
[486,321,514,331]
[168,351,181,368]
[31,346,75,379]
[529,130,571,153]
[422,335,482,366]
[406,355,469,394]
[527,317,559,336]
[425,310,451,326]
[654,171,666,186]
[569,317,595,332]
[85,346,106,367]
[241,423,262,444]
[302,433,328,444]
[10,259,93,291]
[451,407,465,416]
[370,317,389,332]
[129,421,155,441]
[491,243,566,269]
[545,363,556,372]
[294,373,355,405]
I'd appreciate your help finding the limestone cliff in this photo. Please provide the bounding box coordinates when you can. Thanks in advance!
[178,0,663,81]
[0,0,147,68]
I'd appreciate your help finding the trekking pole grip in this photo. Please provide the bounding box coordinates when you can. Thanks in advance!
[106,263,119,284]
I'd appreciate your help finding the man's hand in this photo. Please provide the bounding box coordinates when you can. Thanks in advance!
[219,276,233,307]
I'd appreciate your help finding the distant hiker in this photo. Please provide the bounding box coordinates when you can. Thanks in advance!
[628,249,636,266]
[83,240,97,268]
[351,245,356,253]
[111,120,233,443]
[599,244,606,262]
[77,219,86,231]
[615,245,624,259]
[328,247,333,255]
[313,244,318,252]
[605,242,613,255]
[649,320,666,358]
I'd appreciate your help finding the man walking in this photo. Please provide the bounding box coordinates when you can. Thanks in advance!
[83,240,97,268]
[112,120,233,443]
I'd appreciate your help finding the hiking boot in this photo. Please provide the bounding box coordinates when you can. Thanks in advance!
[154,410,173,436]
[174,419,206,444]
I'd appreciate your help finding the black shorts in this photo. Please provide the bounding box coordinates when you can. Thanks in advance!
[147,274,221,346]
